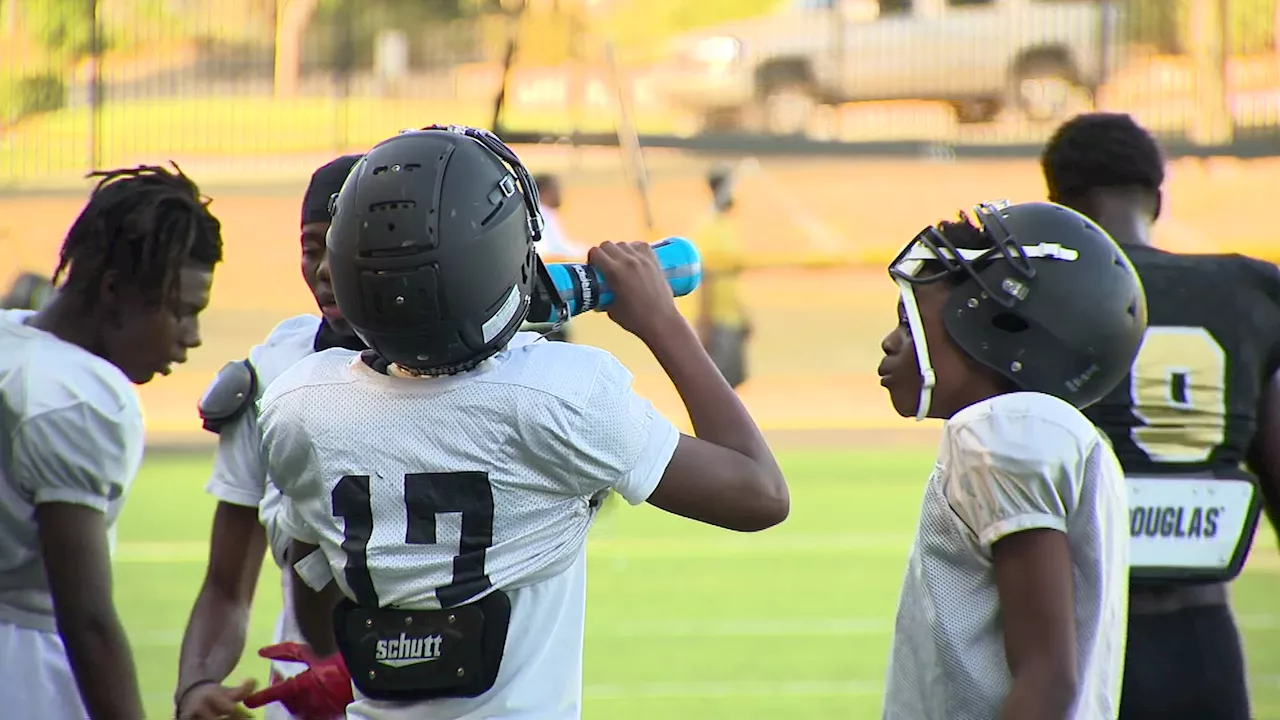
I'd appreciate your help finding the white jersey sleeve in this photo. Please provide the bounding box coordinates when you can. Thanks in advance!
[13,403,139,511]
[941,393,1096,555]
[204,315,321,509]
[523,347,680,505]
[0,311,143,631]
[206,412,265,508]
[1,309,143,513]
[535,205,582,259]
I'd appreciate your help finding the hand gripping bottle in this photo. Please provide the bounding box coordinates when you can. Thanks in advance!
[529,237,702,324]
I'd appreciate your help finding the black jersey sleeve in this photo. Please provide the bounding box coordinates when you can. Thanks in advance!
[1238,256,1280,377]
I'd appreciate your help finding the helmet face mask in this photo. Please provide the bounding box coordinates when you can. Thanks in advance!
[888,200,1148,420]
[326,125,568,376]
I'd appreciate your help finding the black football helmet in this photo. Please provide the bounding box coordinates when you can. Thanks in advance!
[889,200,1148,417]
[327,125,567,375]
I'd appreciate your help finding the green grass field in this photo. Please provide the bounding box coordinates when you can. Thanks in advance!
[0,97,679,183]
[117,448,1280,719]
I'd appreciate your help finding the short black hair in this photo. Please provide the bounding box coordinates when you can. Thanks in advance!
[1041,113,1164,203]
[919,212,993,283]
[532,173,559,192]
[53,164,223,307]
[707,162,733,193]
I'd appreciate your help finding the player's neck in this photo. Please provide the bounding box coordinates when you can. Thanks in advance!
[27,295,107,357]
[1078,193,1155,247]
[931,371,1015,420]
[1092,211,1152,247]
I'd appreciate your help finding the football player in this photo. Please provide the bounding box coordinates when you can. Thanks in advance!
[174,154,367,720]
[529,173,579,343]
[1043,112,1280,720]
[696,163,749,388]
[254,125,789,720]
[0,165,222,719]
[877,201,1146,719]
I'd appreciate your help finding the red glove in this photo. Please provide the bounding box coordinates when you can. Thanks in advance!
[243,643,354,720]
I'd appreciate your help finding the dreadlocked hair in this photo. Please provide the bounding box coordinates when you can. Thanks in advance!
[53,163,223,308]
[1041,113,1164,203]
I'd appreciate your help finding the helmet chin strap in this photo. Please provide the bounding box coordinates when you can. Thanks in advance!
[894,280,936,422]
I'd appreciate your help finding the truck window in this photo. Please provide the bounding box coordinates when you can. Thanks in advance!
[879,0,912,15]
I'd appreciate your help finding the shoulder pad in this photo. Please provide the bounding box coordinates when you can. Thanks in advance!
[198,360,258,434]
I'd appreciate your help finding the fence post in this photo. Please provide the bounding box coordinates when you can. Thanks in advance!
[1187,0,1233,146]
[333,1,355,152]
[88,0,102,173]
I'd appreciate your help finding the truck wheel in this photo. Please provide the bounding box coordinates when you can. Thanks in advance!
[699,108,749,134]
[761,81,817,136]
[951,99,1001,125]
[1011,57,1077,123]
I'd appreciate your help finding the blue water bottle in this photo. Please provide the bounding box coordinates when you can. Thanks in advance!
[531,237,702,324]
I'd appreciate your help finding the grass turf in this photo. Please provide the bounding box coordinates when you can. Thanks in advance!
[0,97,678,182]
[116,449,1280,719]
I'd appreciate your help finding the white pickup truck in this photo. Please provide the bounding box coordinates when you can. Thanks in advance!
[658,0,1122,134]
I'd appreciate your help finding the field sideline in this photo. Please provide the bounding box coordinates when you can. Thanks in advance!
[117,448,1280,719]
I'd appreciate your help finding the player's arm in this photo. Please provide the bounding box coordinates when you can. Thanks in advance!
[993,530,1079,718]
[176,365,270,717]
[945,423,1083,717]
[647,322,787,530]
[589,241,788,532]
[175,501,265,711]
[286,539,343,656]
[17,407,143,720]
[37,504,144,720]
[1245,258,1280,544]
[1248,368,1280,545]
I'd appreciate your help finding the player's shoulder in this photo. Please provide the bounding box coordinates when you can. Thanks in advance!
[0,311,137,420]
[945,392,1100,463]
[489,333,631,407]
[1132,247,1280,297]
[262,313,323,344]
[260,346,359,406]
[1227,254,1280,302]
[249,314,322,377]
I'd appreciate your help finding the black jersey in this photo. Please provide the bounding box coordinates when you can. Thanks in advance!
[1085,247,1280,473]
[1084,246,1280,583]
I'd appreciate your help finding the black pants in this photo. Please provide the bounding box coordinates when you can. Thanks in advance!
[705,324,748,389]
[1119,603,1250,720]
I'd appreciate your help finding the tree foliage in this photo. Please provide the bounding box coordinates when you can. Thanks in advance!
[25,0,99,60]
[1127,0,1275,55]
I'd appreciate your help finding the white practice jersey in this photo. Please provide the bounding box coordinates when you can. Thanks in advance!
[0,309,144,632]
[259,334,680,720]
[536,205,582,260]
[883,392,1129,720]
[206,314,320,563]
[202,313,321,710]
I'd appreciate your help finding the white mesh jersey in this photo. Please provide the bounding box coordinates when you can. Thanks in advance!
[0,310,144,632]
[202,313,321,714]
[205,313,319,564]
[883,392,1129,720]
[258,333,680,720]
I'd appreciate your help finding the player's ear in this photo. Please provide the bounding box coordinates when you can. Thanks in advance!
[96,269,124,320]
[1152,189,1162,222]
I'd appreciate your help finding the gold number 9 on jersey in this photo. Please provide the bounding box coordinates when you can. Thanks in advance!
[1130,326,1228,464]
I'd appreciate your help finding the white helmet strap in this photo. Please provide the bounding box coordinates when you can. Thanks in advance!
[894,275,935,422]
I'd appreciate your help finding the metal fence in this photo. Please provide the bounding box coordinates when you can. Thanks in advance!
[2,0,1279,185]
